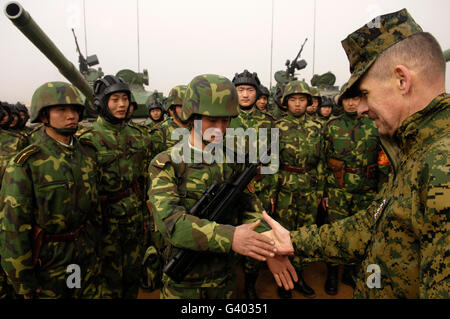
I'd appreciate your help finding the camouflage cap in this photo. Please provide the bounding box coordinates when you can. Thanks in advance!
[340,8,423,98]
[182,74,239,121]
[30,81,84,123]
[165,85,187,111]
[282,80,311,106]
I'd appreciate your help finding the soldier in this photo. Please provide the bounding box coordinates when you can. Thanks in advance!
[271,80,325,299]
[78,75,152,298]
[306,87,321,118]
[148,74,296,299]
[255,84,270,113]
[147,101,165,129]
[317,96,335,125]
[15,102,31,132]
[0,102,29,299]
[150,85,189,155]
[264,9,450,299]
[0,81,102,299]
[322,82,381,295]
[229,70,276,299]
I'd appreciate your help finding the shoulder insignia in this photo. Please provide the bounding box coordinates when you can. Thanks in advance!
[14,145,41,166]
[153,152,172,169]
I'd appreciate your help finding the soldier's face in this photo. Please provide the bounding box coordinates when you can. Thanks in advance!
[107,92,130,119]
[358,73,405,137]
[236,85,257,107]
[312,97,320,108]
[256,96,268,111]
[10,114,18,127]
[150,109,162,120]
[342,96,360,113]
[44,105,80,129]
[306,103,318,114]
[320,106,332,118]
[200,115,230,144]
[0,111,9,124]
[287,94,308,117]
[175,106,183,119]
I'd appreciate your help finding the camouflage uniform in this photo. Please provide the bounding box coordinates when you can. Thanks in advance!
[150,85,188,155]
[148,74,269,299]
[324,112,380,223]
[0,82,102,299]
[0,113,29,299]
[291,9,449,298]
[79,75,152,298]
[141,86,188,292]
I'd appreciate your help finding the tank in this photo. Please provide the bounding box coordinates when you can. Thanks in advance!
[4,1,164,120]
[115,69,164,119]
[4,1,98,117]
[444,49,450,62]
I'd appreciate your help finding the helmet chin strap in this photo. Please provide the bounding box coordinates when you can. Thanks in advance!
[240,104,254,111]
[44,123,78,136]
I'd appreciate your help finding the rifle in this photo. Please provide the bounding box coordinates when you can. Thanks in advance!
[285,38,308,81]
[163,150,272,283]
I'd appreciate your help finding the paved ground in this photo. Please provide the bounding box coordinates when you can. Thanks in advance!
[138,262,354,299]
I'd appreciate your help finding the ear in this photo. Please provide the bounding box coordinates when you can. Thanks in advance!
[393,65,412,95]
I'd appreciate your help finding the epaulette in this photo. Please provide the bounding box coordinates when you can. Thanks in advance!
[14,145,41,166]
[75,126,94,138]
[327,114,343,125]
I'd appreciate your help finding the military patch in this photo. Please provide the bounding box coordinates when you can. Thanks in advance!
[14,145,41,165]
[247,181,255,193]
[378,150,390,166]
[373,198,387,222]
[153,152,172,169]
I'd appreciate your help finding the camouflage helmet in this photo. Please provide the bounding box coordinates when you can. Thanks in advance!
[310,87,322,106]
[165,85,187,111]
[320,96,334,108]
[232,70,261,90]
[282,80,312,106]
[181,74,239,121]
[30,81,84,123]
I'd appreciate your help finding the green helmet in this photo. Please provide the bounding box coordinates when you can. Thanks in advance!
[30,81,84,123]
[181,74,239,121]
[310,87,322,106]
[165,85,187,112]
[281,80,312,106]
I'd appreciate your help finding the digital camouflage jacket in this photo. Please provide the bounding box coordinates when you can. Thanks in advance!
[291,94,450,298]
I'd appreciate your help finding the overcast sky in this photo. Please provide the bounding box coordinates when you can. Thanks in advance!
[1,0,449,105]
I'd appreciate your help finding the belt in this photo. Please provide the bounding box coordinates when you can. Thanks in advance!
[44,224,85,242]
[280,165,313,174]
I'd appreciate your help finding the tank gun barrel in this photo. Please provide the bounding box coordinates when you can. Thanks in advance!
[4,1,97,116]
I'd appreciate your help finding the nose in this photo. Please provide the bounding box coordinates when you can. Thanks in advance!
[66,107,78,119]
[357,99,369,116]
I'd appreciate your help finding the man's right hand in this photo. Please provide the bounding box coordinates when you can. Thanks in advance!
[231,220,277,261]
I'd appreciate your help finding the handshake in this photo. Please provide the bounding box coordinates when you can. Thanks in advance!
[231,211,298,291]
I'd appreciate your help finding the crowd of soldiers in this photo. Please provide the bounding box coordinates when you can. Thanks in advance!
[0,8,448,300]
[0,65,390,300]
